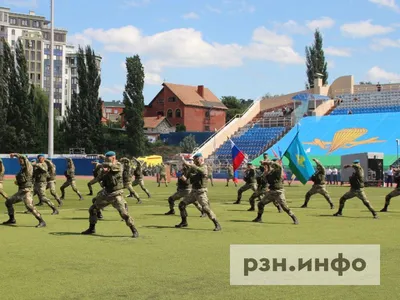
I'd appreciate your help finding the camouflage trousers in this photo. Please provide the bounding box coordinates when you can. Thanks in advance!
[226,175,236,186]
[249,188,281,210]
[5,188,41,219]
[158,175,167,186]
[132,179,150,196]
[208,175,214,186]
[384,189,400,206]
[305,184,333,206]
[60,180,82,198]
[46,181,61,203]
[89,189,134,227]
[0,182,8,200]
[179,188,216,220]
[87,177,101,193]
[34,182,57,210]
[237,183,257,201]
[338,188,376,214]
[258,189,294,217]
[168,188,203,212]
[124,182,140,201]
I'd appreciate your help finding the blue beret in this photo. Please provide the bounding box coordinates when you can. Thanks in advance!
[193,153,202,158]
[37,154,45,159]
[271,158,279,162]
[94,160,99,163]
[31,159,36,162]
[105,151,116,157]
[48,158,52,161]
[353,159,360,163]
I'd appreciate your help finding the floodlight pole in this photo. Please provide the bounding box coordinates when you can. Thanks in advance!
[48,0,54,158]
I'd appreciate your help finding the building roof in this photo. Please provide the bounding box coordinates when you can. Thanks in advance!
[144,116,171,129]
[162,83,228,110]
[104,101,124,108]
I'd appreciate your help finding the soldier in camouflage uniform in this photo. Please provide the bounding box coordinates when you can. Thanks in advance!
[207,163,214,187]
[175,153,221,231]
[81,151,139,238]
[333,160,378,218]
[32,155,59,215]
[44,158,63,207]
[301,158,334,209]
[248,165,282,212]
[381,167,400,212]
[0,158,8,200]
[60,158,83,201]
[233,162,257,204]
[165,164,205,216]
[2,153,46,227]
[226,163,237,187]
[158,163,168,187]
[87,160,103,196]
[120,157,142,204]
[253,158,299,224]
[131,157,151,198]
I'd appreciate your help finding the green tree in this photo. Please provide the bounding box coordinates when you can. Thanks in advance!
[305,29,328,89]
[30,85,49,152]
[122,55,146,156]
[179,135,197,153]
[175,124,186,132]
[221,96,253,122]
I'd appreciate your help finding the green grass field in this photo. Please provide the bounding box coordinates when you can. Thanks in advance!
[0,178,399,300]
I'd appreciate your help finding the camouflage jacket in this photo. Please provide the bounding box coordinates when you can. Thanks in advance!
[265,161,283,191]
[311,159,326,185]
[0,161,4,182]
[45,159,57,181]
[33,162,48,183]
[349,164,364,189]
[243,168,256,184]
[101,162,124,193]
[187,163,208,190]
[15,154,33,189]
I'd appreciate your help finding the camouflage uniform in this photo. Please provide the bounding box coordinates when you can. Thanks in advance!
[381,169,400,212]
[176,161,221,231]
[248,166,282,212]
[82,159,139,237]
[226,165,237,187]
[158,164,168,187]
[132,160,151,197]
[3,154,46,227]
[334,163,377,218]
[253,161,299,224]
[0,159,8,200]
[33,160,58,214]
[234,166,257,204]
[165,166,204,215]
[120,158,141,203]
[87,163,103,195]
[44,159,62,207]
[302,159,334,209]
[60,158,83,200]
[207,164,214,187]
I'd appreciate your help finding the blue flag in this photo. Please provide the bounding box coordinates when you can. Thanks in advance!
[283,133,314,184]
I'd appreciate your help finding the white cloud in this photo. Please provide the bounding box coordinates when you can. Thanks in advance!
[79,25,303,85]
[3,0,37,7]
[273,20,309,34]
[206,5,222,13]
[324,46,352,57]
[100,85,125,96]
[370,38,400,50]
[341,20,394,38]
[67,33,92,48]
[306,17,335,30]
[367,66,400,82]
[369,0,400,12]
[182,12,199,20]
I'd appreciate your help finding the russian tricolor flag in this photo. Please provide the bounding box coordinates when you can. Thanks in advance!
[230,139,246,176]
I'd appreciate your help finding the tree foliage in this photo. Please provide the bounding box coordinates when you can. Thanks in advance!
[221,96,253,122]
[179,135,198,153]
[122,55,147,156]
[305,29,328,89]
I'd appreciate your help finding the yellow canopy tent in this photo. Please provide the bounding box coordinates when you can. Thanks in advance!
[137,155,163,167]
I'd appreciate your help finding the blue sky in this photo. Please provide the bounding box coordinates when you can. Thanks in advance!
[2,0,400,103]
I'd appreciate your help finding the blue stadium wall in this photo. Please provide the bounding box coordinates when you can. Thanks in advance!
[159,132,213,146]
[252,112,400,168]
[2,158,96,176]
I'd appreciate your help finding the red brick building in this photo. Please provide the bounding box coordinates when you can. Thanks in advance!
[102,100,125,124]
[144,83,227,132]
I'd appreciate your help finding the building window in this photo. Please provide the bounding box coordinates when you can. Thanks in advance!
[205,110,211,119]
[168,97,176,102]
[114,109,118,114]
[30,62,35,71]
[37,63,41,72]
[31,51,35,60]
[11,40,15,46]
[33,21,40,28]
[175,109,181,118]
[158,98,164,103]
[21,19,28,26]
[0,26,4,32]
[205,125,210,131]
[167,109,173,118]
[37,52,41,60]
[11,29,15,35]
[30,73,34,80]
[106,108,112,113]
[31,40,35,49]
[37,41,41,50]
[37,74,41,81]
[157,111,164,116]
[10,18,16,25]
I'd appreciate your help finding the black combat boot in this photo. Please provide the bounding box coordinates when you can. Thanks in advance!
[165,209,175,215]
[333,211,342,217]
[212,219,221,231]
[300,203,307,208]
[175,217,188,228]
[290,214,299,225]
[51,208,59,215]
[233,200,240,204]
[380,205,388,212]
[252,213,262,223]
[97,211,103,219]
[81,224,96,234]
[247,205,255,211]
[2,214,16,225]
[35,216,46,228]
[200,211,207,217]
[129,225,139,238]
[57,199,63,207]
[137,199,143,204]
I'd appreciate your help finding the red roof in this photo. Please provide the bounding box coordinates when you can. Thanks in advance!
[143,116,171,129]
